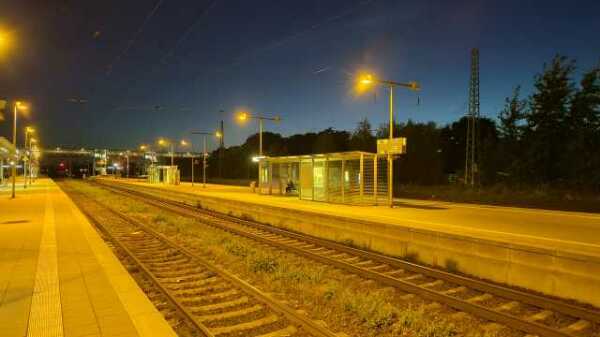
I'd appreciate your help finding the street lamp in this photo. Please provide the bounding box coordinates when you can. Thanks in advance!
[157,138,174,166]
[29,138,37,184]
[23,126,35,188]
[11,101,28,199]
[356,73,420,207]
[235,111,281,158]
[191,131,221,188]
[0,30,13,57]
[119,151,131,178]
[236,111,281,190]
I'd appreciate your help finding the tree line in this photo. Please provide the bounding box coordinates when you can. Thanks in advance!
[206,55,600,191]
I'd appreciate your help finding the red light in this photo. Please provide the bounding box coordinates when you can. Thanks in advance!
[59,162,65,168]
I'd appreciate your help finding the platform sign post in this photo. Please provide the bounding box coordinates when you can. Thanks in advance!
[377,137,407,156]
[377,137,407,207]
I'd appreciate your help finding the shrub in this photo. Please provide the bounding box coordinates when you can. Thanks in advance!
[224,241,251,257]
[249,253,279,273]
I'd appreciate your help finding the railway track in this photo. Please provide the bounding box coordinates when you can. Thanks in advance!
[64,185,345,337]
[91,180,600,337]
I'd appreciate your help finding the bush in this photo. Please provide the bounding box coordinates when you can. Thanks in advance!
[152,214,168,224]
[340,289,396,330]
[224,241,251,257]
[249,253,279,273]
[392,306,457,337]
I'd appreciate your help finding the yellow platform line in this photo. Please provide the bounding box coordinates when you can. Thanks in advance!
[27,186,64,337]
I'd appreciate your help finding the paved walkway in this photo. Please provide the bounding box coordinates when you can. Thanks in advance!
[0,178,176,337]
[107,178,600,257]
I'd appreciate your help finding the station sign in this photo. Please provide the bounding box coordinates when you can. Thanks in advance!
[377,137,407,155]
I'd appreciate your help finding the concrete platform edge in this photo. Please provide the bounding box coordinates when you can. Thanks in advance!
[61,186,178,337]
[114,181,600,308]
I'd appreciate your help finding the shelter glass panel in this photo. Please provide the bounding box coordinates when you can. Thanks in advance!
[313,159,326,201]
[300,160,313,200]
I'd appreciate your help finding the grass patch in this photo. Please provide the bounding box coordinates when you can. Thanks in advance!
[339,287,397,330]
[223,239,251,257]
[392,305,457,337]
[248,252,279,273]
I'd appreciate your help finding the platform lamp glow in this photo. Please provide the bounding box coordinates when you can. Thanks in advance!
[11,101,28,199]
[356,73,420,207]
[236,111,281,190]
[23,126,35,188]
[29,138,37,185]
[0,29,13,57]
[157,138,174,166]
[191,131,222,188]
[139,145,150,176]
[177,139,194,186]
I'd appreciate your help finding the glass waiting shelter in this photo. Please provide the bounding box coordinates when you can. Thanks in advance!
[147,165,180,185]
[257,151,389,205]
[0,137,16,186]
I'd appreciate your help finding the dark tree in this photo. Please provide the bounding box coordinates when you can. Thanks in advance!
[395,120,444,185]
[497,86,527,182]
[567,62,600,188]
[348,118,376,152]
[524,55,576,184]
[312,128,350,153]
[438,116,498,184]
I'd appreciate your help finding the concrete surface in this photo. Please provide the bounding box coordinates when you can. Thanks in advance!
[109,178,600,255]
[0,178,177,337]
[104,177,600,307]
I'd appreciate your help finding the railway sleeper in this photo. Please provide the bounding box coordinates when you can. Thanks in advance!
[197,304,264,323]
[561,319,591,333]
[171,283,232,297]
[180,288,240,305]
[255,325,298,337]
[189,297,250,314]
[526,309,553,322]
[210,313,280,335]
[161,274,217,285]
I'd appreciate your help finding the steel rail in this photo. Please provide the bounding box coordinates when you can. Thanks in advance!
[73,184,341,337]
[94,180,600,337]
[71,191,213,337]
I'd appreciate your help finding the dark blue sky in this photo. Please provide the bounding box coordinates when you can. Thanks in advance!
[1,0,599,151]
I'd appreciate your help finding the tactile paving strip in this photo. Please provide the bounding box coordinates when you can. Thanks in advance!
[27,191,64,337]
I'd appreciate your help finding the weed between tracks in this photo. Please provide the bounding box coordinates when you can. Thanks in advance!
[65,180,510,337]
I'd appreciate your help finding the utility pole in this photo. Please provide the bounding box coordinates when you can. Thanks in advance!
[219,118,224,178]
[191,131,220,188]
[465,48,480,187]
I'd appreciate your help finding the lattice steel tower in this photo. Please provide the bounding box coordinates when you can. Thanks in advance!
[465,48,480,186]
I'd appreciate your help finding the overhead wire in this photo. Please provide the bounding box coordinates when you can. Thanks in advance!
[106,0,165,76]
[159,0,220,65]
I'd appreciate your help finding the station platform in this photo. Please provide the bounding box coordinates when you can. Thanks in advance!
[0,178,177,337]
[104,177,600,256]
[101,177,600,307]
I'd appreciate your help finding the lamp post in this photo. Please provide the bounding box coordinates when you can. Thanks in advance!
[119,151,130,178]
[11,101,28,199]
[29,138,37,184]
[157,138,174,166]
[178,139,194,185]
[139,145,148,177]
[236,111,281,190]
[357,74,420,207]
[23,127,35,188]
[191,131,222,188]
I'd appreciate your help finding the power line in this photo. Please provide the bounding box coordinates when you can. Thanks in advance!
[159,0,220,65]
[106,0,165,76]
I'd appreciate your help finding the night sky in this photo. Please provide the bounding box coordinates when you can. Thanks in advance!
[1,0,599,151]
